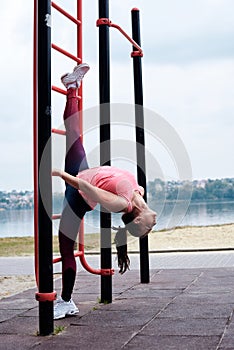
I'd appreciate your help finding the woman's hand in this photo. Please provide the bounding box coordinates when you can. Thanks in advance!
[52,170,80,190]
[52,169,63,177]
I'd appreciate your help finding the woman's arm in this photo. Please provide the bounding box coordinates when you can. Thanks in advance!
[52,170,128,213]
[52,170,80,189]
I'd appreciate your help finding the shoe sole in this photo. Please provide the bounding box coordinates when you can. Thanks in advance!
[73,62,90,72]
[62,63,90,80]
[61,63,90,87]
[73,63,90,77]
[54,309,79,320]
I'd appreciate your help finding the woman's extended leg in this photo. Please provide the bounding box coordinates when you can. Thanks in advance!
[59,88,90,303]
[57,65,90,307]
[63,88,89,176]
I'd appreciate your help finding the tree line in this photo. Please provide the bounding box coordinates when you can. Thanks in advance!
[1,178,234,210]
[147,178,234,202]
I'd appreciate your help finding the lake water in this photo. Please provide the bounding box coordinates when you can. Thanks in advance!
[0,200,234,238]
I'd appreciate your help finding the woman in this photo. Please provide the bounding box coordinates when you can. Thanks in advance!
[52,63,157,319]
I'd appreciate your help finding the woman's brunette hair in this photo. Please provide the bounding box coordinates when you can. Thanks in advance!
[113,207,141,274]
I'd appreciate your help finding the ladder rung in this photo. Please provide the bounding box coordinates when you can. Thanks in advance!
[52,2,81,26]
[52,85,82,98]
[52,129,66,135]
[52,214,61,220]
[52,85,67,95]
[53,251,83,264]
[52,43,81,64]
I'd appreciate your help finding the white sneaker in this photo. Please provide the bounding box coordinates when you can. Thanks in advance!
[54,297,79,320]
[61,63,90,89]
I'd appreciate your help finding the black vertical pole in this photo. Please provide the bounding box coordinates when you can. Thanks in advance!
[37,0,54,334]
[131,8,150,283]
[98,0,112,303]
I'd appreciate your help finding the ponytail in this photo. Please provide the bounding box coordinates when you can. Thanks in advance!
[113,226,130,274]
[113,207,141,274]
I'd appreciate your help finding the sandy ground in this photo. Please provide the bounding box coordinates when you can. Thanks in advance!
[0,223,234,300]
[128,223,234,251]
[0,275,36,299]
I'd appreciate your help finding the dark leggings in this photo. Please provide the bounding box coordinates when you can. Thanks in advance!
[59,88,91,301]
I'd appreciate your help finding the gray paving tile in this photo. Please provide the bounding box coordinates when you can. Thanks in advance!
[35,326,140,350]
[125,335,221,350]
[71,307,157,328]
[119,286,183,299]
[159,301,233,319]
[0,315,38,335]
[0,334,40,350]
[173,292,234,305]
[0,297,37,310]
[141,317,228,336]
[219,334,234,349]
[0,309,29,323]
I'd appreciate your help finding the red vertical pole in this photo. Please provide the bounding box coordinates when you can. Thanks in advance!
[77,0,83,120]
[77,0,85,251]
[33,0,39,286]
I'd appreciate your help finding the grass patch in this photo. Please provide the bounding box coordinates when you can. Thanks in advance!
[0,236,60,257]
[53,325,66,335]
[0,233,104,257]
[97,297,110,305]
[0,237,35,256]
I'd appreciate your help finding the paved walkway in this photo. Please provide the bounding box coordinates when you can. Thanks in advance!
[1,253,234,349]
[1,250,234,275]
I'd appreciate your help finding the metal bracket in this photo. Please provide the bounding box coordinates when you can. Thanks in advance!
[96,18,143,57]
[35,291,57,302]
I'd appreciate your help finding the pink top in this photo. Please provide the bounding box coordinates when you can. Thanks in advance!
[76,166,143,212]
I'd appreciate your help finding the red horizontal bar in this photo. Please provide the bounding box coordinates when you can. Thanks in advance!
[52,43,82,63]
[53,251,83,264]
[52,85,82,98]
[52,1,81,26]
[52,85,67,95]
[100,268,115,276]
[52,214,62,219]
[52,128,66,135]
[53,256,62,264]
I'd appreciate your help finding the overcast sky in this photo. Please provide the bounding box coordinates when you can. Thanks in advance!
[0,0,234,190]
